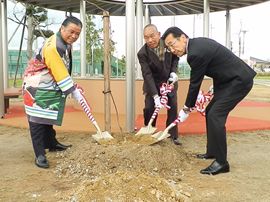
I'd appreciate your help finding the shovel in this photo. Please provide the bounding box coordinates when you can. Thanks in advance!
[149,86,214,145]
[77,91,114,143]
[150,116,181,145]
[135,107,160,136]
[135,82,175,136]
[91,119,114,142]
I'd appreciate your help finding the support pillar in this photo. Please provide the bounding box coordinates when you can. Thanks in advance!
[125,0,135,132]
[136,0,143,79]
[0,0,5,117]
[144,5,151,26]
[225,9,231,50]
[203,0,210,37]
[1,0,8,89]
[80,0,86,77]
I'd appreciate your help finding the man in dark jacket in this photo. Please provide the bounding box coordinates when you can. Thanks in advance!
[162,27,256,175]
[137,24,180,145]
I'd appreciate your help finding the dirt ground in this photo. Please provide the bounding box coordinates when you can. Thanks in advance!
[0,83,270,201]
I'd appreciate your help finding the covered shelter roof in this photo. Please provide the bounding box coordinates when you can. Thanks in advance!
[250,57,270,65]
[15,0,269,16]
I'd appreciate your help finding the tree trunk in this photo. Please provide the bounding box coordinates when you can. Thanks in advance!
[26,16,35,60]
[103,11,111,132]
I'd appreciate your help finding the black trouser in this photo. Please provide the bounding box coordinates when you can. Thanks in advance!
[205,81,253,164]
[28,122,58,157]
[143,89,178,139]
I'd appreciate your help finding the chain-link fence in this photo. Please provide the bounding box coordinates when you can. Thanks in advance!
[8,50,126,79]
[8,50,191,80]
[178,62,191,79]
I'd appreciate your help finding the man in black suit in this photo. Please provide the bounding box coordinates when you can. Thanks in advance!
[162,27,256,175]
[137,24,181,145]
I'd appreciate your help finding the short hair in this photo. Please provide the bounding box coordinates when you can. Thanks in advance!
[161,27,188,40]
[144,24,158,33]
[61,16,82,28]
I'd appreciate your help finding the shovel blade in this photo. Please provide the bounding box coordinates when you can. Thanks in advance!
[92,131,114,143]
[149,131,171,145]
[135,126,157,136]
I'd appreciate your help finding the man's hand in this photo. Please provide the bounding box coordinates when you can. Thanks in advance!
[153,95,163,109]
[168,72,178,84]
[72,88,84,102]
[178,109,189,122]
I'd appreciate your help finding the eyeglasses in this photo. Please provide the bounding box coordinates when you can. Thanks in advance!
[166,38,178,51]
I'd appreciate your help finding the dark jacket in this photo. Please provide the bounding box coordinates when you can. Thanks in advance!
[185,37,256,107]
[137,43,179,96]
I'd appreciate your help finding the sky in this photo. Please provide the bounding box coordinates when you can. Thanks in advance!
[6,0,270,61]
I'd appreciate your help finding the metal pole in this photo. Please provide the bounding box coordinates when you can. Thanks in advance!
[1,0,8,89]
[203,0,210,37]
[126,0,135,132]
[80,0,86,77]
[192,14,196,38]
[0,1,5,117]
[91,44,94,75]
[103,11,111,132]
[14,15,26,87]
[116,59,118,77]
[242,30,247,55]
[171,15,176,26]
[136,0,143,79]
[225,9,231,50]
[238,23,242,57]
[144,5,151,25]
[8,16,24,44]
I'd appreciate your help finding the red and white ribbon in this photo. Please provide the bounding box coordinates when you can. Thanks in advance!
[75,84,97,124]
[159,83,174,109]
[195,89,213,116]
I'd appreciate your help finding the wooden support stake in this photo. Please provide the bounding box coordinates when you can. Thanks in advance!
[103,11,111,132]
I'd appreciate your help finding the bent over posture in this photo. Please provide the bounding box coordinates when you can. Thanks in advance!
[162,27,256,175]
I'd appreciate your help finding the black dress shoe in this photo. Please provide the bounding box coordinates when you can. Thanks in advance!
[196,153,215,159]
[172,137,182,145]
[200,160,230,175]
[57,142,72,148]
[49,143,72,152]
[35,155,49,168]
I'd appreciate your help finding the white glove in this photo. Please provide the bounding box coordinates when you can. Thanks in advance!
[168,72,178,84]
[153,95,163,108]
[178,109,189,122]
[72,88,84,102]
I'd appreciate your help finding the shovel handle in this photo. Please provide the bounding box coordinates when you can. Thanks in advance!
[80,98,96,122]
[173,116,181,125]
[147,107,161,127]
[79,94,102,133]
[165,122,177,133]
[162,116,180,134]
[147,81,176,128]
[92,121,102,134]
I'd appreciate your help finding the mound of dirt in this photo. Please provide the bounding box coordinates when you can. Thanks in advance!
[69,171,190,201]
[54,133,193,201]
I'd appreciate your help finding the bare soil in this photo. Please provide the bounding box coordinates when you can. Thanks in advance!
[1,127,270,201]
[0,83,270,201]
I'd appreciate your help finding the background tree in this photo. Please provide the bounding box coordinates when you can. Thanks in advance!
[9,3,53,59]
[25,4,53,59]
[118,55,126,76]
[85,15,102,67]
[85,14,116,75]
